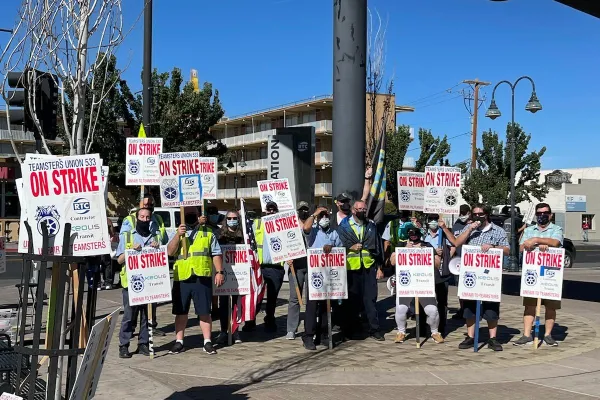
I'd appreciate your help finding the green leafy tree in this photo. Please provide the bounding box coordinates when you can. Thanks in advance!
[461,123,547,206]
[385,126,451,206]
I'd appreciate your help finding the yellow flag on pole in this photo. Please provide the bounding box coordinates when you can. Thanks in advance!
[138,124,147,138]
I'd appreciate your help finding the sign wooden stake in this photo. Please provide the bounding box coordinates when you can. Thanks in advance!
[289,264,304,308]
[327,299,333,350]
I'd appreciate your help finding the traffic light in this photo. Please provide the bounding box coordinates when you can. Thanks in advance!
[5,69,58,140]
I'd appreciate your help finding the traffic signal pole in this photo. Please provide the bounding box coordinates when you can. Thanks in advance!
[332,0,367,201]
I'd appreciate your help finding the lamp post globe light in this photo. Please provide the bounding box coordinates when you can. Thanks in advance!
[485,76,542,272]
[225,150,247,209]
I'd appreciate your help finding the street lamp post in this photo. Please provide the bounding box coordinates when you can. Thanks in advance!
[226,150,247,209]
[485,76,542,272]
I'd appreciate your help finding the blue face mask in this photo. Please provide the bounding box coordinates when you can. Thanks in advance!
[226,219,239,228]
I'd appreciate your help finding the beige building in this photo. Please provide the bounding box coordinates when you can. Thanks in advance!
[209,94,413,210]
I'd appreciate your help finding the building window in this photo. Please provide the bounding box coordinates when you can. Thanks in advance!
[582,214,595,230]
[3,182,20,218]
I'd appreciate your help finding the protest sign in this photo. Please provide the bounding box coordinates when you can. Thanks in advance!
[158,152,204,207]
[125,246,171,306]
[214,244,251,296]
[307,247,347,300]
[69,308,120,400]
[0,238,5,274]
[395,247,436,298]
[198,157,218,199]
[458,245,503,302]
[20,154,110,256]
[261,210,306,263]
[0,393,23,400]
[125,137,163,185]
[257,178,294,212]
[101,165,109,202]
[520,248,565,301]
[397,171,425,211]
[423,166,461,214]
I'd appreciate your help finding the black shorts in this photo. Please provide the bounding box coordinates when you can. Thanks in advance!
[172,276,212,316]
[462,300,500,321]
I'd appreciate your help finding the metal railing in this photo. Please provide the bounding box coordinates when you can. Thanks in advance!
[219,95,332,122]
[219,120,333,148]
[315,183,333,196]
[315,151,333,164]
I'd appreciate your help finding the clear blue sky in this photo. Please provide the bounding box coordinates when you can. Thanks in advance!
[2,0,599,170]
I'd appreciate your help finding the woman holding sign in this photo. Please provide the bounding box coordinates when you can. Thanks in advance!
[440,204,509,352]
[391,227,444,344]
[215,211,245,346]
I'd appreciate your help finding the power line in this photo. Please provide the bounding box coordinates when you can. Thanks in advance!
[403,82,462,106]
[414,94,463,110]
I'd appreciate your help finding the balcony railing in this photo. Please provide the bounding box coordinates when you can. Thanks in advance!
[217,187,260,200]
[315,183,333,197]
[218,120,332,149]
[315,151,333,165]
[219,158,268,175]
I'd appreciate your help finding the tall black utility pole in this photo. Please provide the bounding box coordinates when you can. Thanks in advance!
[142,0,153,136]
[333,0,367,201]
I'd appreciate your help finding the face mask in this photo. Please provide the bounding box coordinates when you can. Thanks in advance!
[473,215,486,226]
[340,203,351,213]
[409,234,420,242]
[319,217,330,229]
[209,215,220,224]
[355,211,366,221]
[458,215,469,223]
[428,221,438,230]
[227,219,239,228]
[298,210,310,221]
[537,214,550,226]
[136,220,150,236]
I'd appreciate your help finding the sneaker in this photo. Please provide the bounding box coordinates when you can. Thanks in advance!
[431,332,445,344]
[242,321,256,332]
[513,335,534,346]
[458,336,474,349]
[169,342,184,354]
[137,343,150,356]
[286,332,296,340]
[370,331,385,341]
[394,332,406,343]
[203,341,217,355]
[544,335,558,347]
[215,332,228,345]
[233,331,242,344]
[302,336,317,351]
[119,346,132,359]
[488,338,503,351]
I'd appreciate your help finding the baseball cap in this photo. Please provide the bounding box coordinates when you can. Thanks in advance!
[265,201,278,211]
[296,201,310,210]
[335,192,352,202]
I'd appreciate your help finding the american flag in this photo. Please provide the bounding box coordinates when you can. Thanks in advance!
[232,199,265,332]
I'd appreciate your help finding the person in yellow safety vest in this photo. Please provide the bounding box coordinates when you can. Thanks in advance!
[241,201,284,333]
[120,194,167,337]
[167,207,225,355]
[120,194,167,243]
[115,208,166,359]
[335,200,385,341]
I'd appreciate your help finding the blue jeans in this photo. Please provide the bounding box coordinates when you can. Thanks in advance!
[119,289,148,347]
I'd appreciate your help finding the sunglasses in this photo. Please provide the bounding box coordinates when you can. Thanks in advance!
[536,211,551,216]
[226,217,238,220]
[473,212,486,217]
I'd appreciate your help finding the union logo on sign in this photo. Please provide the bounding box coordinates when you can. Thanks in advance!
[310,272,324,289]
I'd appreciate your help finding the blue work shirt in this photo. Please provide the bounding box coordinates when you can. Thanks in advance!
[115,227,167,258]
[423,229,451,248]
[305,226,343,249]
[519,223,563,246]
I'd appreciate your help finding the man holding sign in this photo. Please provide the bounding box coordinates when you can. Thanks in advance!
[441,204,509,352]
[514,203,563,347]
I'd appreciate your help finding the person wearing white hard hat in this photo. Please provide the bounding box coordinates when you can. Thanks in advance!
[391,226,444,344]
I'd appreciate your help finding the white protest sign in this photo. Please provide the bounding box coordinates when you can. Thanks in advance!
[423,166,461,215]
[397,171,425,211]
[520,248,565,301]
[395,247,436,298]
[0,238,5,274]
[69,308,120,400]
[101,165,109,202]
[125,137,163,185]
[16,178,28,253]
[261,210,306,263]
[214,244,251,296]
[257,178,294,212]
[199,157,218,199]
[458,245,503,302]
[125,246,171,306]
[21,154,110,256]
[0,393,23,400]
[158,151,203,207]
[307,247,348,300]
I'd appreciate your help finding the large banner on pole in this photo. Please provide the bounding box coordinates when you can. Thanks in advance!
[261,210,306,263]
[397,172,425,212]
[307,247,347,300]
[214,244,251,296]
[125,246,171,306]
[125,138,163,185]
[520,248,565,301]
[21,154,110,256]
[395,247,436,298]
[158,152,204,207]
[423,166,461,214]
[199,157,218,200]
[458,245,503,302]
[257,178,294,212]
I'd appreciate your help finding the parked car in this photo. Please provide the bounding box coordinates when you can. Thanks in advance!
[563,238,576,268]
